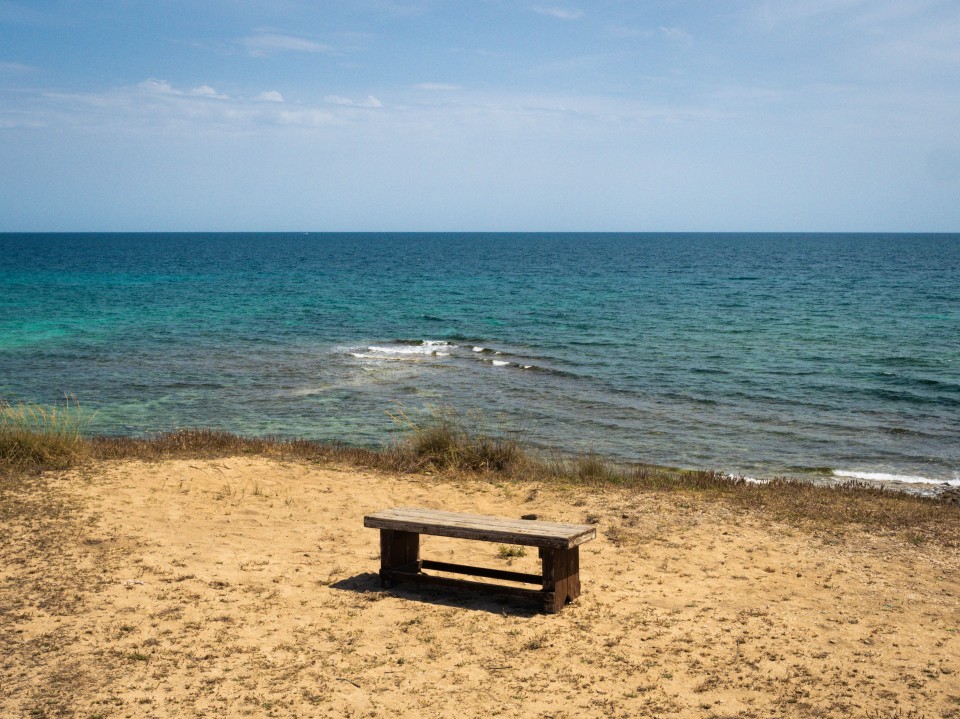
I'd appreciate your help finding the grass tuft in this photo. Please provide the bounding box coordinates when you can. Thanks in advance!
[496,545,526,559]
[390,406,527,473]
[0,397,93,475]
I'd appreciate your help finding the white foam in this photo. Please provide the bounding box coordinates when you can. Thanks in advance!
[492,360,509,367]
[351,340,456,360]
[366,341,454,355]
[726,474,768,484]
[473,346,485,352]
[833,470,960,487]
[350,351,448,360]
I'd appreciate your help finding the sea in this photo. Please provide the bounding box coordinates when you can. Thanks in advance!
[1,233,958,493]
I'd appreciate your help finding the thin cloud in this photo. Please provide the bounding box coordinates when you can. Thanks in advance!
[189,85,228,99]
[138,79,178,95]
[531,6,584,20]
[138,79,228,99]
[241,32,334,57]
[254,91,285,103]
[324,95,383,108]
[28,81,338,132]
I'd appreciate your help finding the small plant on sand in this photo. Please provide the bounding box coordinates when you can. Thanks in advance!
[496,544,526,559]
[524,635,547,650]
[0,396,93,474]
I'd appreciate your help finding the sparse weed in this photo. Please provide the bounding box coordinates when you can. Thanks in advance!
[496,545,526,559]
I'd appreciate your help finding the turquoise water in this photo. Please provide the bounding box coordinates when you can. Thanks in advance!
[1,233,958,490]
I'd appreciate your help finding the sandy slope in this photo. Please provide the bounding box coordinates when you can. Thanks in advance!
[4,457,959,718]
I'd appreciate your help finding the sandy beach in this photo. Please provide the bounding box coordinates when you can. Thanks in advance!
[4,456,959,718]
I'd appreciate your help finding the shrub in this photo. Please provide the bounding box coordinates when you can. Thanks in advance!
[392,406,527,473]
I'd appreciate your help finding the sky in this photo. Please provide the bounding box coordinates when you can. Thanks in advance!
[1,0,958,232]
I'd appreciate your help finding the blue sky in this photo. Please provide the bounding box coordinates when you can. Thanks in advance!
[1,0,958,231]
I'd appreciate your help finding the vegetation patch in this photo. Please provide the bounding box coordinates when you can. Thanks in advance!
[0,397,92,476]
[1,401,957,545]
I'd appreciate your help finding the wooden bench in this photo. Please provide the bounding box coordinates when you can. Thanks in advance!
[364,507,596,613]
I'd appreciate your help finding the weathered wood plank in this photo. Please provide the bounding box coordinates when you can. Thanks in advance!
[367,508,593,613]
[378,529,420,589]
[420,559,542,585]
[540,546,581,613]
[364,508,596,549]
[382,569,545,600]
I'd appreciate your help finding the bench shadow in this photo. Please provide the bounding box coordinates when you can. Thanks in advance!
[329,572,542,617]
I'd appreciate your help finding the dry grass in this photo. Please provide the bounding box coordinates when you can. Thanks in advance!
[0,397,92,474]
[390,406,528,473]
[2,402,957,545]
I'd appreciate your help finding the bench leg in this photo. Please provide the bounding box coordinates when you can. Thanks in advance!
[379,529,420,588]
[540,546,581,614]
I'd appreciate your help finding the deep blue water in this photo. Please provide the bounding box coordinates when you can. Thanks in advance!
[1,233,958,490]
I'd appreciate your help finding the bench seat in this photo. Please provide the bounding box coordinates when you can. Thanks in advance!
[364,507,596,613]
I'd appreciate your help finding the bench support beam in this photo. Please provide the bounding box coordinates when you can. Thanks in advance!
[376,529,582,613]
[379,529,420,588]
[540,546,581,614]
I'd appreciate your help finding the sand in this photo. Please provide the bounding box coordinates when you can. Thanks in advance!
[3,456,959,718]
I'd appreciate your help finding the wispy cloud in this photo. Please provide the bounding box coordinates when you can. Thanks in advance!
[188,85,228,99]
[139,79,227,99]
[324,95,383,108]
[254,91,284,103]
[3,76,725,138]
[530,6,584,20]
[15,79,333,132]
[240,32,335,57]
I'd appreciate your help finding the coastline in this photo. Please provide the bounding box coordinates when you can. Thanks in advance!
[5,233,958,490]
[3,453,959,718]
